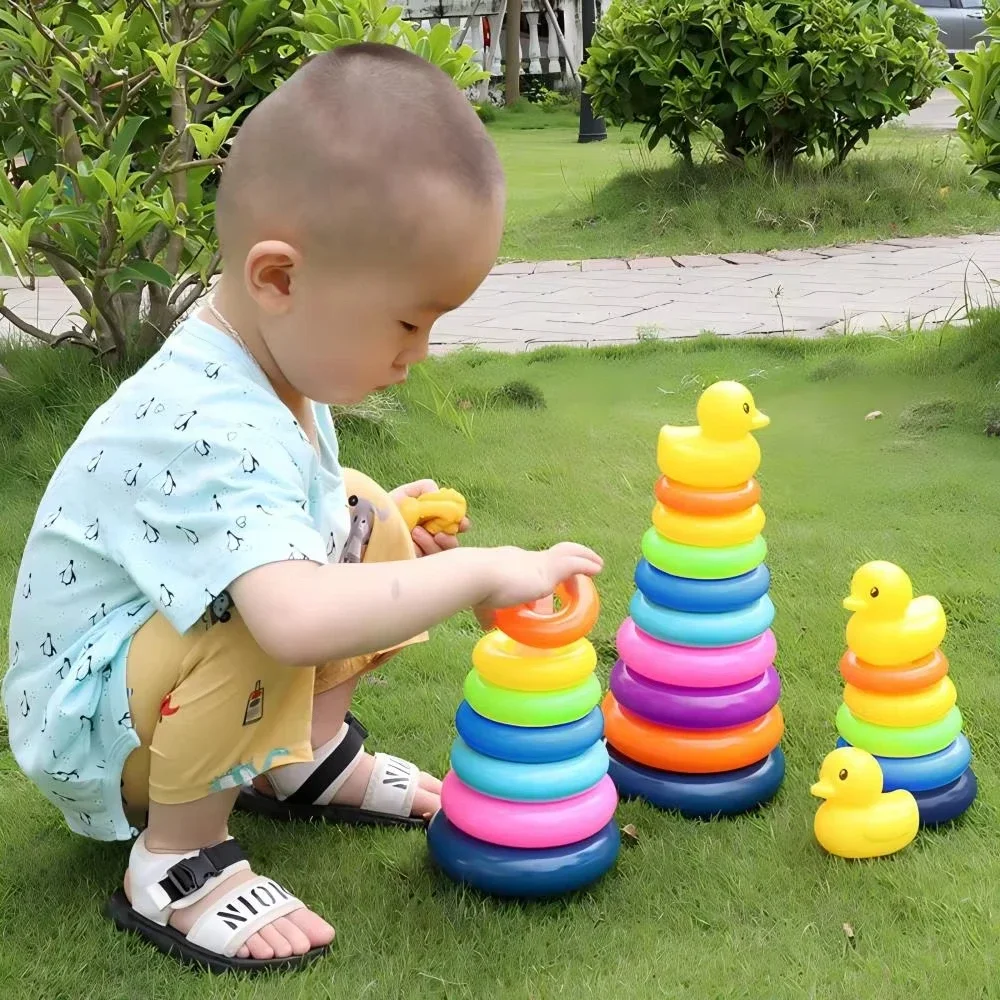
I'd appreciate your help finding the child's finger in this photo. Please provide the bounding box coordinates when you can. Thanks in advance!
[411,526,437,555]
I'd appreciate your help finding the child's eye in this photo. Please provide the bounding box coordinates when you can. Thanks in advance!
[400,321,418,333]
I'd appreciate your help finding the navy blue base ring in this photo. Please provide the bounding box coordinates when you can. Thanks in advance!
[635,560,771,614]
[427,813,620,897]
[607,745,785,818]
[836,734,972,792]
[455,701,605,764]
[912,768,977,826]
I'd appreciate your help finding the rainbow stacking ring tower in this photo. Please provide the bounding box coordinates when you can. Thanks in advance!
[603,381,785,817]
[427,576,620,897]
[835,561,976,826]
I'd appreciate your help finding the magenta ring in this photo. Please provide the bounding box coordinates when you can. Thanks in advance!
[616,618,776,689]
[610,660,781,729]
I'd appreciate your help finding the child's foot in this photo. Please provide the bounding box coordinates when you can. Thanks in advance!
[242,714,441,827]
[123,847,335,961]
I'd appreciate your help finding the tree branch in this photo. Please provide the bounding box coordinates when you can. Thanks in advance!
[0,303,55,344]
[161,156,224,175]
[17,0,84,76]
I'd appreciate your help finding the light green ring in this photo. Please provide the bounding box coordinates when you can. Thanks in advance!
[836,703,963,758]
[641,527,767,581]
[463,669,602,727]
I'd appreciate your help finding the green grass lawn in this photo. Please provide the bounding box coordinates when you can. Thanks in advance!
[2,327,1000,997]
[492,105,1000,261]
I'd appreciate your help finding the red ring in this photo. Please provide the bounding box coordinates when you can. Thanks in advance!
[602,692,783,773]
[654,476,760,517]
[494,575,600,649]
[839,649,949,695]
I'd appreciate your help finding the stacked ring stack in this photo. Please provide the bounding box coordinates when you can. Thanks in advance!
[427,577,620,897]
[836,561,977,826]
[603,381,786,817]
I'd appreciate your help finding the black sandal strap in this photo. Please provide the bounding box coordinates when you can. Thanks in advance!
[158,839,246,904]
[344,711,368,739]
[285,716,366,805]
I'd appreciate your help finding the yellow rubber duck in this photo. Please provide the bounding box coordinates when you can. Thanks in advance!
[657,381,769,489]
[811,747,919,859]
[398,487,467,536]
[843,562,946,667]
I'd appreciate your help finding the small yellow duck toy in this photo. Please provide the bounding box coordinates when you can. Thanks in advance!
[398,487,467,536]
[811,747,919,859]
[843,562,946,667]
[657,381,769,489]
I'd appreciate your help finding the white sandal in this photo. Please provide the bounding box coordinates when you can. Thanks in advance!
[106,831,331,973]
[236,713,426,828]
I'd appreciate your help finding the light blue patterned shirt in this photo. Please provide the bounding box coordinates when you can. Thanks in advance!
[3,317,350,841]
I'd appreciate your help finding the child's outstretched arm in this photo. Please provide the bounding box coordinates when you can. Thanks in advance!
[230,542,602,665]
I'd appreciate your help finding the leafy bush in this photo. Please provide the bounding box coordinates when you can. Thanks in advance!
[582,0,947,169]
[948,12,1000,193]
[0,0,485,364]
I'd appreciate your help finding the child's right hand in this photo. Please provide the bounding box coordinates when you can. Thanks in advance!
[474,542,603,624]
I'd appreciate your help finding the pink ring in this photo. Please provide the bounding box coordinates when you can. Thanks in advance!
[441,771,618,849]
[616,618,776,688]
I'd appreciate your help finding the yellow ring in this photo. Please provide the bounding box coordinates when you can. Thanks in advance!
[472,631,597,692]
[843,676,957,728]
[651,502,765,549]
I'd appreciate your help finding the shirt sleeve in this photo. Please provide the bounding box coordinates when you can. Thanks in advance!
[119,426,329,634]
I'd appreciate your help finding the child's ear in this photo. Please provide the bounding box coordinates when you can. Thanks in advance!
[244,240,301,314]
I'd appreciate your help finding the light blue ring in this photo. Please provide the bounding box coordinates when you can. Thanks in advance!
[629,591,775,648]
[450,737,609,802]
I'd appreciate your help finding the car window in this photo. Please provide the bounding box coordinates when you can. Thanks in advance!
[921,0,950,7]
[963,0,984,8]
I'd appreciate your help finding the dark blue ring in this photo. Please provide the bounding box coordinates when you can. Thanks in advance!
[912,769,977,826]
[607,745,785,817]
[427,813,620,897]
[836,734,972,792]
[635,560,771,614]
[455,701,605,764]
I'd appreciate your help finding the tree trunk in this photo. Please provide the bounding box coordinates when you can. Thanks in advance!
[505,0,521,106]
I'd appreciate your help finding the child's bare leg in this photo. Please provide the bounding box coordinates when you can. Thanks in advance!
[121,610,334,961]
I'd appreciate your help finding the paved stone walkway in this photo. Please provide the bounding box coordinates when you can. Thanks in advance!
[3,233,1000,354]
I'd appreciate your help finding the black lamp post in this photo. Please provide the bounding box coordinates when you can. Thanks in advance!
[578,0,606,143]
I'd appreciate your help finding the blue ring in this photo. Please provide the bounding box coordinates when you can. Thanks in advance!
[836,734,972,792]
[629,591,775,648]
[635,560,771,614]
[450,737,609,801]
[427,813,620,898]
[607,746,785,817]
[912,768,977,826]
[455,702,605,764]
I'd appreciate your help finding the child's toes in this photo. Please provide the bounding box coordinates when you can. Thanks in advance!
[288,908,336,947]
[271,916,312,955]
[258,923,294,959]
[244,931,276,961]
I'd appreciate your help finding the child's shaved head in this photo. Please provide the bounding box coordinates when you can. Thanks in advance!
[215,43,504,265]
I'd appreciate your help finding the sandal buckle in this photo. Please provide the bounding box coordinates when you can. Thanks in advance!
[162,852,221,900]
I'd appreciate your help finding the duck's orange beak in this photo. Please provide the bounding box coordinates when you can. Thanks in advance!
[843,596,866,612]
[751,410,770,430]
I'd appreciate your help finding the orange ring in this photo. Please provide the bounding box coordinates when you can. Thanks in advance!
[655,476,760,517]
[839,649,949,695]
[602,692,783,773]
[494,575,600,650]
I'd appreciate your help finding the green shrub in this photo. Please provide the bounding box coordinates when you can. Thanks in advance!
[948,13,1000,193]
[582,0,947,169]
[0,1,485,364]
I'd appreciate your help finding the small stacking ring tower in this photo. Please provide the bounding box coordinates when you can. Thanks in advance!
[836,561,976,826]
[604,381,785,817]
[427,577,620,897]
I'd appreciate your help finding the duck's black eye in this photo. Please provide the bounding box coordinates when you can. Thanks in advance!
[743,402,750,414]
[869,587,879,599]
[838,769,848,781]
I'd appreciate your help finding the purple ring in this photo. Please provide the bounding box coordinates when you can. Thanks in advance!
[609,660,781,730]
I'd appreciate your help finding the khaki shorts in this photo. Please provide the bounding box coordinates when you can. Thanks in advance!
[120,469,425,821]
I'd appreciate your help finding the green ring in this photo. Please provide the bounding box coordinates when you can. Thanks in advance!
[463,670,602,727]
[836,703,963,758]
[641,527,767,581]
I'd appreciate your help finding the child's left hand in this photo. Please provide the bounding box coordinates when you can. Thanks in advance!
[390,480,470,556]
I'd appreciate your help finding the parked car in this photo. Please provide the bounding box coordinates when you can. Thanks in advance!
[921,0,988,54]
